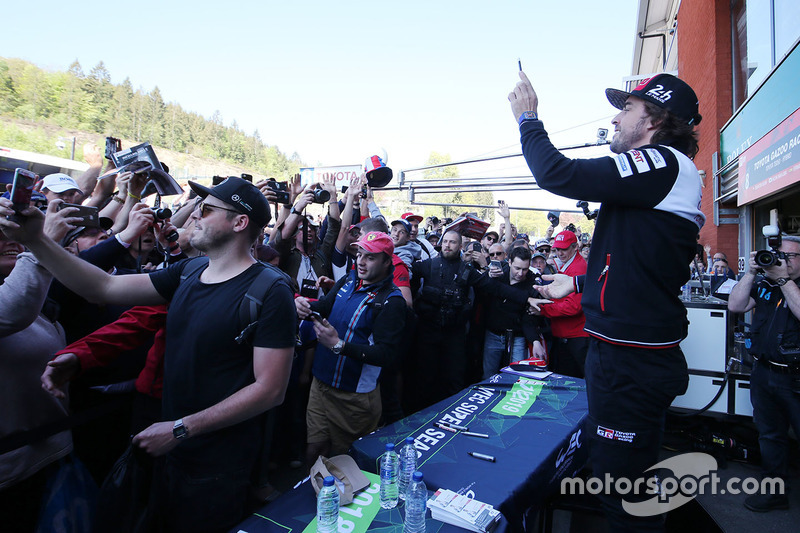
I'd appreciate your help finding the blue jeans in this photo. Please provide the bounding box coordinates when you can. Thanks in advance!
[482,330,527,379]
[750,361,800,479]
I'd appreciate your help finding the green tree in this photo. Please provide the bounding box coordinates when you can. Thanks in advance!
[0,60,19,114]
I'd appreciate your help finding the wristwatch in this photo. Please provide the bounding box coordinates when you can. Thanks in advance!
[518,111,538,125]
[173,419,189,440]
[777,278,789,286]
[331,339,345,355]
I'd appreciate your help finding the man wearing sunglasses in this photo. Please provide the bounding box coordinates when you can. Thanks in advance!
[0,176,296,531]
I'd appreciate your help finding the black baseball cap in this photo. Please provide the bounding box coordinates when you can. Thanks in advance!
[189,176,271,228]
[606,74,702,125]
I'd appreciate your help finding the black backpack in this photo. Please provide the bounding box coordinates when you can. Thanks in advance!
[179,257,293,345]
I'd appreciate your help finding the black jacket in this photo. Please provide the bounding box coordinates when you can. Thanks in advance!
[520,120,705,347]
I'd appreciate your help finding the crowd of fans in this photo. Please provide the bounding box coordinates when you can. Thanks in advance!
[0,152,730,531]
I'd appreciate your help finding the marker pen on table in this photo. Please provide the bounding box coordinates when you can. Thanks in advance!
[462,431,489,439]
[443,422,469,431]
[435,423,457,433]
[468,452,496,463]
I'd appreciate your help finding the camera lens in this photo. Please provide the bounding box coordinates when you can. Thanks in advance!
[754,249,777,267]
[313,189,331,204]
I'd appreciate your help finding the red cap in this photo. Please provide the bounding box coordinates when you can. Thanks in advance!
[401,212,423,223]
[355,231,394,256]
[553,230,577,249]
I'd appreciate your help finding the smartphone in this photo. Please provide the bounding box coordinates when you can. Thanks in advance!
[308,311,323,322]
[471,242,483,253]
[10,169,39,213]
[490,260,502,269]
[58,203,100,228]
[212,175,226,186]
[240,173,253,183]
[300,278,318,299]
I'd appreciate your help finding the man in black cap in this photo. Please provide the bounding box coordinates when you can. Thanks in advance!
[0,177,296,531]
[509,72,705,531]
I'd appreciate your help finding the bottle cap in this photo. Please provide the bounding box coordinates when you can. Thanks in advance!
[323,475,335,486]
[412,471,424,482]
[385,443,395,451]
[405,436,414,444]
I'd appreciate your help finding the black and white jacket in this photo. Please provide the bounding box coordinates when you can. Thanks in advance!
[520,119,705,348]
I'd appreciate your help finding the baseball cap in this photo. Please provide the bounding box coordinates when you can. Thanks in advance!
[532,252,547,261]
[189,176,271,228]
[605,74,702,125]
[401,212,423,224]
[553,230,578,249]
[42,173,81,193]
[390,219,412,234]
[355,231,394,256]
[534,238,551,250]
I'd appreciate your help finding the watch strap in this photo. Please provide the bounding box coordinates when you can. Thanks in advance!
[518,111,538,125]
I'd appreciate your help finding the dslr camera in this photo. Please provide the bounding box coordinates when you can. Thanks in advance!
[755,231,784,268]
[311,186,331,204]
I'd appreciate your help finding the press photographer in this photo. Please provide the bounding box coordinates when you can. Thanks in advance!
[728,234,800,512]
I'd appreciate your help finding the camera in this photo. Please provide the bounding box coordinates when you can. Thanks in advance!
[577,200,598,220]
[565,223,577,233]
[265,179,291,205]
[547,211,560,227]
[151,207,172,221]
[755,228,784,268]
[105,137,121,160]
[311,187,331,204]
[596,128,608,143]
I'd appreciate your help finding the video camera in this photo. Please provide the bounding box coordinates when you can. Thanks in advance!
[577,200,598,220]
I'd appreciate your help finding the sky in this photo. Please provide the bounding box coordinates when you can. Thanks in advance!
[2,0,640,210]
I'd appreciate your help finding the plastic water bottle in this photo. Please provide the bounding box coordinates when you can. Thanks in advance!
[398,437,417,500]
[317,475,340,533]
[403,471,427,533]
[682,284,691,300]
[380,442,399,509]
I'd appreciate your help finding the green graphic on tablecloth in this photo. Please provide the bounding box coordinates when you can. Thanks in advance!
[302,472,383,533]
[491,379,544,417]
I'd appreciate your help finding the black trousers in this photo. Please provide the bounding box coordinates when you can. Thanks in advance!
[551,336,589,378]
[584,338,688,532]
[405,321,467,414]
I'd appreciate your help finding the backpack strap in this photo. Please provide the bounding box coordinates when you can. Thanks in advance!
[235,262,293,345]
[179,256,210,283]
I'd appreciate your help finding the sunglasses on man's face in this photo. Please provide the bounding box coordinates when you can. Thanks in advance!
[197,201,241,218]
[489,252,504,257]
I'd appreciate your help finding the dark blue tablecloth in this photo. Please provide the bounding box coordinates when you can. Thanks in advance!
[350,372,588,531]
[233,373,586,533]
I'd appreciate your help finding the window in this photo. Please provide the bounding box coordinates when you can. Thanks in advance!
[731,0,800,110]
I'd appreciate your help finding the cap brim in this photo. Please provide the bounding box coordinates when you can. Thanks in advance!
[605,88,631,111]
[188,181,213,199]
[404,215,423,223]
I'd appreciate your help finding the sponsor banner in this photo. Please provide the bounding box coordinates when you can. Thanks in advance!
[491,379,544,417]
[738,106,800,205]
[300,165,363,188]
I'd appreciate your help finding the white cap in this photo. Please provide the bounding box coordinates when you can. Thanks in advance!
[42,173,81,193]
